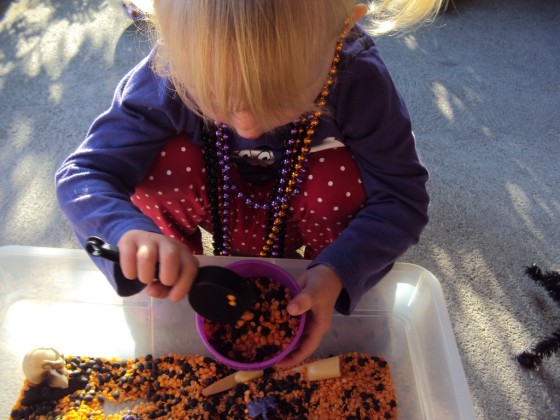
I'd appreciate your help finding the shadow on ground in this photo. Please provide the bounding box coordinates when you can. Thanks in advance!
[0,0,152,246]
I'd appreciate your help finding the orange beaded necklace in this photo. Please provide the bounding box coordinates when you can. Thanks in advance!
[204,23,349,258]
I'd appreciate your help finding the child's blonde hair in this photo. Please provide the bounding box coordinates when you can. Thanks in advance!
[152,0,443,130]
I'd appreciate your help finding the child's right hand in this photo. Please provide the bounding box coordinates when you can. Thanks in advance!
[117,230,199,302]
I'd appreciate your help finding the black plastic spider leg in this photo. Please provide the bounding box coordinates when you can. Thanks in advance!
[524,265,560,304]
[517,329,560,370]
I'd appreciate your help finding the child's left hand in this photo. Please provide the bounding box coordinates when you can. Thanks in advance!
[275,264,343,368]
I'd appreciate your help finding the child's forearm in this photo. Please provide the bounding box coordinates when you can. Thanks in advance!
[55,52,192,294]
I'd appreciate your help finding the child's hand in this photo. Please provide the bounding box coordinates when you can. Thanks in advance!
[117,230,199,302]
[275,264,343,368]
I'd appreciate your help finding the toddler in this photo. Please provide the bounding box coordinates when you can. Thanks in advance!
[56,0,442,367]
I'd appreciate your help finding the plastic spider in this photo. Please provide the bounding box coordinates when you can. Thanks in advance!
[517,265,560,370]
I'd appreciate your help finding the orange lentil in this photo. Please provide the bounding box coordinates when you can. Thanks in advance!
[203,277,300,363]
[11,352,396,419]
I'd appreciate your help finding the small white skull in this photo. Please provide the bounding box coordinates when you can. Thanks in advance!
[22,347,69,388]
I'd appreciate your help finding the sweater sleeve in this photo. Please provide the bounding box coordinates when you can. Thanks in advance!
[55,51,198,296]
[309,42,430,315]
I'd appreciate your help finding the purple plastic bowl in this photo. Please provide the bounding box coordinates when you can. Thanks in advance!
[195,260,306,370]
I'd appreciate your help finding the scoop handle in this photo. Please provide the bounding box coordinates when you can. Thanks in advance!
[85,236,255,324]
[85,236,160,278]
[85,236,120,263]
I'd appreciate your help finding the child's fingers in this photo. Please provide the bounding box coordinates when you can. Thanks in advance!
[287,291,313,316]
[279,268,340,368]
[157,242,182,287]
[276,321,325,368]
[168,280,190,302]
[275,338,317,368]
[144,281,171,299]
[118,230,199,303]
[136,243,159,284]
[117,240,139,281]
[168,254,199,302]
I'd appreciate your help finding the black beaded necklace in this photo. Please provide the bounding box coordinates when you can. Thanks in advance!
[203,33,345,258]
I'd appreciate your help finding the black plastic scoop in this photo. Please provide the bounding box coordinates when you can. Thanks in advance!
[85,236,255,324]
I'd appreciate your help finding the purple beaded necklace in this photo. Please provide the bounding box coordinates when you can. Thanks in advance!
[213,121,304,213]
[203,34,345,258]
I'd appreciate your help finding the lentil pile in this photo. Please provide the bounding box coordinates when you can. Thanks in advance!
[10,352,397,419]
[203,276,300,363]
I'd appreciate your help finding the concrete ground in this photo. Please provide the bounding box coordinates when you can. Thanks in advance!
[1,0,559,418]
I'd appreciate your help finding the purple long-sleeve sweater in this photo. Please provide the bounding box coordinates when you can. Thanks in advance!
[55,27,429,315]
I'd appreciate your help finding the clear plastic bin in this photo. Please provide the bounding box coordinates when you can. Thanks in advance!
[0,246,475,419]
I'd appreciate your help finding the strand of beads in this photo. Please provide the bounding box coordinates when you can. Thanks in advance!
[203,124,233,256]
[204,30,345,257]
[259,35,344,257]
[211,118,306,257]
[218,121,302,212]
[259,113,314,257]
[213,123,234,255]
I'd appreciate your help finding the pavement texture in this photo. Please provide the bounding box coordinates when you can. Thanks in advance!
[1,0,559,418]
